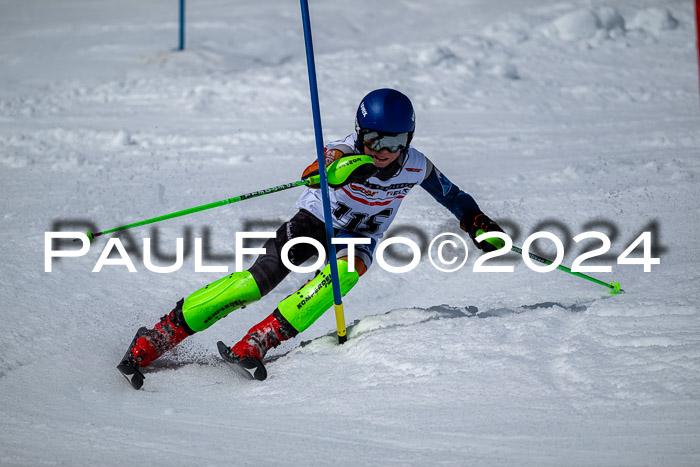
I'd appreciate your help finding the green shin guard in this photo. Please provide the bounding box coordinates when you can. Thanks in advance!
[182,271,262,332]
[277,260,359,333]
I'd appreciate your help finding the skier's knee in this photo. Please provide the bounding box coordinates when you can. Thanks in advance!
[277,259,359,333]
[339,255,367,277]
[181,271,262,332]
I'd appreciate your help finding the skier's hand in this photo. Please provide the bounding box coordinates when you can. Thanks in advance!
[303,155,377,189]
[329,154,377,188]
[460,209,505,252]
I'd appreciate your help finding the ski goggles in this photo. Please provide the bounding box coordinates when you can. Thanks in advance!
[361,131,410,153]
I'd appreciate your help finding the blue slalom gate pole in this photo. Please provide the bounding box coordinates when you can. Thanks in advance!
[179,0,185,51]
[299,0,348,344]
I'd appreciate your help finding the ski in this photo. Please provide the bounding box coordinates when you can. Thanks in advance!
[117,361,145,390]
[117,327,147,390]
[216,341,267,381]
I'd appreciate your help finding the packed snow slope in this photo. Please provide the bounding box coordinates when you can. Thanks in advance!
[1,0,699,465]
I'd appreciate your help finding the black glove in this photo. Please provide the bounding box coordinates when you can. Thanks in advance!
[460,209,505,252]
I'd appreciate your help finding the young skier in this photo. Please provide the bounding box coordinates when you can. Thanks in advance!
[117,88,505,388]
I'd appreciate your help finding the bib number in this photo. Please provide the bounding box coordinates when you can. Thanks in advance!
[332,202,393,234]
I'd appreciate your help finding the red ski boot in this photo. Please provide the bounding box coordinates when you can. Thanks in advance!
[217,309,297,381]
[117,299,195,389]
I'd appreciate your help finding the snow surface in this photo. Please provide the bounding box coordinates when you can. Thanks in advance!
[1,0,700,465]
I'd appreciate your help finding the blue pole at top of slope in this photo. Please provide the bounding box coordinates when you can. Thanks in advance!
[179,0,185,51]
[299,0,348,343]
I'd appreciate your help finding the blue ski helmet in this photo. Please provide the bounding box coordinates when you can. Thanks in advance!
[355,88,415,153]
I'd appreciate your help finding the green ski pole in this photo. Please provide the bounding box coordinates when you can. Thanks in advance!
[477,230,623,294]
[81,155,375,243]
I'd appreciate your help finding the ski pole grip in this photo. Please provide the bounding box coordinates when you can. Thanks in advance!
[475,229,506,250]
[72,229,97,244]
[305,174,322,186]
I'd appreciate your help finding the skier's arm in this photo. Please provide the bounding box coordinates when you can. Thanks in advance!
[420,161,505,252]
[419,161,479,219]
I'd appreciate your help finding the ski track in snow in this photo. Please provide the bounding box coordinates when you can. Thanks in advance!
[1,0,700,465]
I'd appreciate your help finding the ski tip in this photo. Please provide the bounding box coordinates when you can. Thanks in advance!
[217,341,267,381]
[117,362,145,390]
